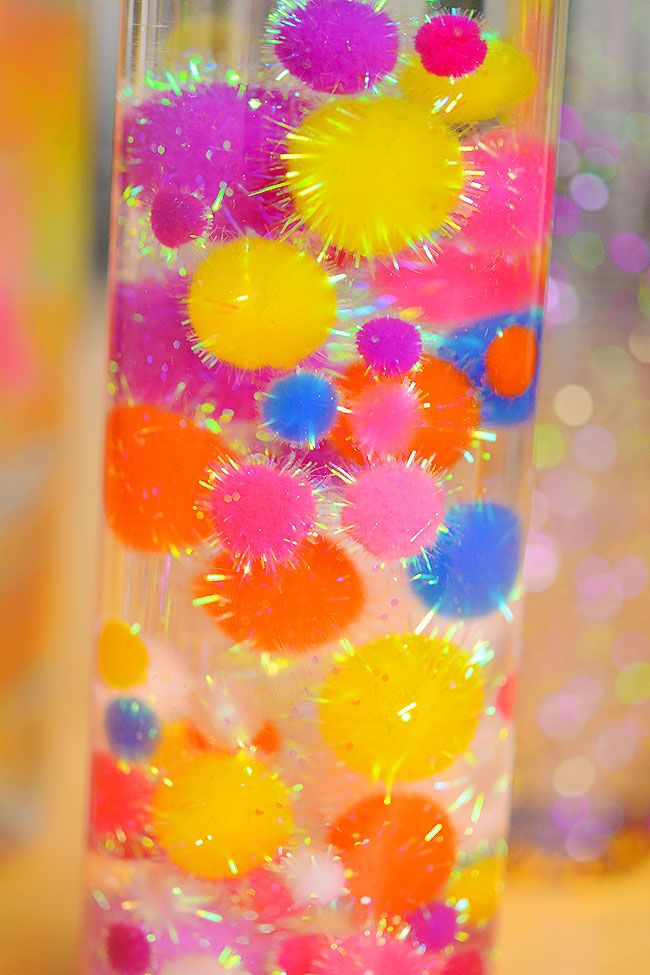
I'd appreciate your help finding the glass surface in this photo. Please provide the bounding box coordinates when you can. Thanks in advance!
[86,2,567,972]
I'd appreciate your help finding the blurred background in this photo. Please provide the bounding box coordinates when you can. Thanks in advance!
[0,0,648,971]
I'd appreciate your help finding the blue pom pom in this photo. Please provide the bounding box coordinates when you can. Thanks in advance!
[436,308,542,425]
[105,697,160,760]
[263,372,338,445]
[408,502,522,618]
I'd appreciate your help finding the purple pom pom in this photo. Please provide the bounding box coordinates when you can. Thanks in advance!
[122,83,304,238]
[274,0,399,94]
[415,15,487,79]
[150,186,210,247]
[356,316,422,375]
[110,279,264,418]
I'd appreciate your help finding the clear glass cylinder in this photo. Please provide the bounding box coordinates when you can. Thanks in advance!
[86,2,567,973]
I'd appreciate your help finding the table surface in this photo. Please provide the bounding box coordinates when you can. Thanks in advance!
[1,329,649,975]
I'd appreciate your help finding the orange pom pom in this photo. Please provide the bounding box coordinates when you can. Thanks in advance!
[484,324,538,398]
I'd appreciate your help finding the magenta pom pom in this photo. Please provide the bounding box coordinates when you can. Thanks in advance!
[415,15,487,78]
[106,923,151,975]
[110,279,264,417]
[122,83,304,238]
[341,461,444,560]
[150,186,210,247]
[205,460,318,566]
[272,0,399,94]
[409,902,458,952]
[356,316,422,376]
[313,932,438,975]
[278,934,330,975]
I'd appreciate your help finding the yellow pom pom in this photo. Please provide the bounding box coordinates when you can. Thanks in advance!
[188,237,336,369]
[153,751,293,879]
[446,855,506,925]
[98,619,149,689]
[284,97,464,257]
[400,38,536,124]
[319,632,484,783]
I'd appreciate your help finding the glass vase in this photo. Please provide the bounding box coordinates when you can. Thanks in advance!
[86,1,568,973]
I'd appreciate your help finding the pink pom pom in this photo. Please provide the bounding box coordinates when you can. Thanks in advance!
[274,0,398,94]
[350,380,422,457]
[106,923,151,975]
[279,934,329,975]
[462,130,555,252]
[341,461,444,560]
[150,186,210,248]
[205,460,318,567]
[415,15,487,78]
[443,950,485,975]
[313,932,439,975]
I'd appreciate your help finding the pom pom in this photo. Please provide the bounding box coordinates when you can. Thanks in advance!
[496,673,517,720]
[161,956,251,975]
[409,502,523,618]
[356,316,422,376]
[271,0,399,94]
[284,97,464,257]
[401,37,535,124]
[415,15,487,78]
[484,324,538,398]
[98,619,149,690]
[320,632,485,782]
[340,461,444,560]
[445,856,506,926]
[279,934,329,975]
[122,83,303,238]
[153,751,293,880]
[150,185,210,248]
[105,697,161,761]
[188,237,336,370]
[312,931,438,975]
[409,902,458,952]
[104,403,221,553]
[263,372,338,446]
[329,793,455,916]
[110,279,264,416]
[90,751,153,853]
[195,537,365,653]
[284,846,347,906]
[204,458,318,568]
[106,922,151,975]
[443,950,485,975]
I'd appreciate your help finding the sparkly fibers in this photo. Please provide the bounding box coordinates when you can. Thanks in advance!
[150,186,210,248]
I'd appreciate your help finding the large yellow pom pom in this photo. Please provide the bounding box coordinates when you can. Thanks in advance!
[319,632,484,783]
[400,38,536,124]
[187,237,336,369]
[284,97,464,257]
[153,751,293,879]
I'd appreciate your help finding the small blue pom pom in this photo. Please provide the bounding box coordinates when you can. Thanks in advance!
[105,697,160,760]
[263,372,338,446]
[408,502,522,618]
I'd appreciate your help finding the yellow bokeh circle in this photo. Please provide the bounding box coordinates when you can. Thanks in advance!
[446,855,506,926]
[153,751,293,879]
[319,632,484,783]
[187,237,336,369]
[400,39,536,125]
[98,619,149,689]
[285,97,464,257]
